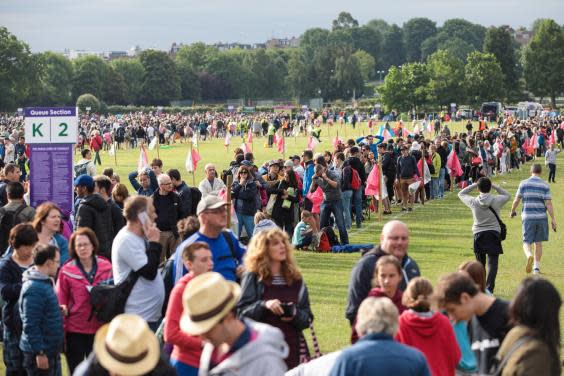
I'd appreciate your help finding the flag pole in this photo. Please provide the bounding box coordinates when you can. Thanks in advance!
[226,175,233,225]
[189,142,196,186]
[113,141,117,166]
[378,152,383,223]
[156,134,160,159]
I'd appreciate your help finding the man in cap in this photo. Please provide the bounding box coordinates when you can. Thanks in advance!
[180,272,288,376]
[75,175,114,259]
[291,155,305,180]
[170,196,245,286]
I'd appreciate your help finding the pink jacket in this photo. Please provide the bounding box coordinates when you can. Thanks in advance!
[56,257,113,334]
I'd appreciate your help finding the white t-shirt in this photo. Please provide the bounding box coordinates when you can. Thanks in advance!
[111,228,164,322]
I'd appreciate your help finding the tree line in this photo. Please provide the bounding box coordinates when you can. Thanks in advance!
[0,15,562,111]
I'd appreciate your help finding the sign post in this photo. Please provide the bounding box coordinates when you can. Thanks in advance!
[24,107,77,215]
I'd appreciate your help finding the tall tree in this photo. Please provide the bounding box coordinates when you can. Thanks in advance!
[401,63,430,111]
[37,52,73,106]
[111,58,145,104]
[381,24,406,70]
[378,66,409,111]
[426,50,465,108]
[484,27,519,93]
[403,18,437,62]
[524,19,564,108]
[0,27,43,110]
[464,51,504,106]
[351,26,382,64]
[332,12,359,30]
[365,19,391,34]
[175,42,216,73]
[330,54,364,100]
[176,62,201,101]
[353,50,376,81]
[138,50,180,105]
[72,55,108,101]
[103,66,128,105]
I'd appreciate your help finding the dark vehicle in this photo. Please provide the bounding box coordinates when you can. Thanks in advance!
[480,102,502,121]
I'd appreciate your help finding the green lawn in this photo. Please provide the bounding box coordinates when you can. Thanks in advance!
[2,121,562,373]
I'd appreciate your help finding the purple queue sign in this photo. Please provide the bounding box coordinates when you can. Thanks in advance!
[29,144,74,215]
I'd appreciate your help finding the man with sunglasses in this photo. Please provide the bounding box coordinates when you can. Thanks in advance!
[345,220,420,326]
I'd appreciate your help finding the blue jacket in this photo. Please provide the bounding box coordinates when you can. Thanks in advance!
[0,255,28,334]
[18,267,64,356]
[128,169,158,196]
[329,333,431,376]
[54,233,69,265]
[302,161,315,197]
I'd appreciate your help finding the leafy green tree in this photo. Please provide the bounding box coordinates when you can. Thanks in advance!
[524,19,564,108]
[436,37,476,61]
[72,55,108,101]
[351,26,382,64]
[426,50,465,108]
[176,62,201,100]
[243,49,286,98]
[332,12,359,30]
[205,49,252,99]
[0,27,43,110]
[378,66,408,111]
[401,63,430,111]
[37,52,73,106]
[381,24,405,69]
[464,51,504,106]
[103,66,128,105]
[421,19,486,59]
[330,54,364,99]
[76,93,101,113]
[353,50,375,81]
[403,18,437,62]
[365,19,391,34]
[287,50,310,97]
[484,27,519,92]
[138,50,180,105]
[175,42,216,73]
[111,58,145,104]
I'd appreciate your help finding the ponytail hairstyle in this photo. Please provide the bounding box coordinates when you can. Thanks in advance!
[402,277,434,313]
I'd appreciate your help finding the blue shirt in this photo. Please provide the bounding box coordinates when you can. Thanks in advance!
[516,175,551,220]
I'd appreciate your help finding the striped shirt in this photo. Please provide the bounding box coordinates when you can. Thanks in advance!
[516,176,551,220]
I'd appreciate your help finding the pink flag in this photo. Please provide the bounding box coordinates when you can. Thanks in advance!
[247,129,253,144]
[549,130,556,145]
[240,143,250,154]
[530,134,538,149]
[413,124,420,134]
[332,136,342,149]
[137,145,149,171]
[364,165,380,196]
[402,128,410,138]
[523,138,532,155]
[307,136,319,151]
[446,150,463,177]
[426,122,433,134]
[224,132,231,147]
[277,134,285,153]
[383,129,393,140]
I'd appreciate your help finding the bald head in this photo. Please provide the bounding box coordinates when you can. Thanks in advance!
[380,220,409,260]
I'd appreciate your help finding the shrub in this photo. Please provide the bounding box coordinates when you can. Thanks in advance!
[76,94,101,113]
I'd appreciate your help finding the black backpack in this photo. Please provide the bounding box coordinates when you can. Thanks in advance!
[320,226,340,246]
[221,169,233,185]
[428,155,436,175]
[189,187,202,216]
[0,204,27,253]
[74,162,89,177]
[89,272,138,323]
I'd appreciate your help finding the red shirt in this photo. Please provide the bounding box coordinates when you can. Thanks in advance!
[164,273,203,367]
[396,310,461,376]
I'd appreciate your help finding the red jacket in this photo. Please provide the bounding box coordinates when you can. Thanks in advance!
[90,134,103,152]
[164,272,203,367]
[56,257,113,334]
[396,310,461,376]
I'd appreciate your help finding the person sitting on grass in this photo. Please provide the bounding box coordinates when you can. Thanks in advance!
[292,210,318,250]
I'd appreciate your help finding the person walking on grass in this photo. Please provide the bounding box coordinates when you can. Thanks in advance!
[510,164,556,275]
[544,143,560,183]
[458,177,510,293]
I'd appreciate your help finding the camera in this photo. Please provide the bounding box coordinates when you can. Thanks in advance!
[280,302,295,318]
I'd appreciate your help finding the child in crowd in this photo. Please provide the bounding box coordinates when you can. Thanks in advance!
[292,210,317,250]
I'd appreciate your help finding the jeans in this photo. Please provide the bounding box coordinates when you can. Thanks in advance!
[475,251,499,293]
[341,190,353,229]
[438,168,446,198]
[430,178,439,199]
[548,163,556,182]
[93,150,102,165]
[3,325,24,376]
[236,212,255,239]
[352,188,363,227]
[320,200,349,244]
[171,358,199,376]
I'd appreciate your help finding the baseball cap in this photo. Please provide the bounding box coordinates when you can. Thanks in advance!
[196,196,228,216]
[74,175,94,189]
[284,160,293,168]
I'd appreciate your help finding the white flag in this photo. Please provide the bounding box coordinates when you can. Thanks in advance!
[108,143,115,156]
[192,134,198,148]
[148,136,158,150]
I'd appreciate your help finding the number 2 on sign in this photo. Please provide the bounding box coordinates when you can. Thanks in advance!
[58,123,68,137]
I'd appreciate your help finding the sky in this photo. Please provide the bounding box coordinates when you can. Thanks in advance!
[1,0,563,52]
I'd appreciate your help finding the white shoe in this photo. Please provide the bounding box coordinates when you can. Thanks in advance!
[533,268,540,275]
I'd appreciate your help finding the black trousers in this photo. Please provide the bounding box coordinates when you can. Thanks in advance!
[475,251,499,293]
[548,163,556,182]
[66,332,95,374]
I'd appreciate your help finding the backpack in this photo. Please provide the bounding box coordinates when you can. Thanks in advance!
[0,204,27,253]
[320,226,339,247]
[350,168,361,190]
[428,156,436,175]
[74,162,89,177]
[189,187,202,216]
[89,272,138,323]
[317,232,332,252]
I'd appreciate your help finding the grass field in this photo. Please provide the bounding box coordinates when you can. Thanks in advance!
[1,120,562,373]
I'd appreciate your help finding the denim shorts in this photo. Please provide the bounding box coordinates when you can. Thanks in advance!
[522,218,549,244]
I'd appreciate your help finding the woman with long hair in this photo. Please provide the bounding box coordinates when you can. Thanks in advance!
[231,165,259,239]
[396,277,460,376]
[237,228,313,369]
[269,167,300,237]
[496,277,561,376]
[55,227,113,373]
[32,202,69,264]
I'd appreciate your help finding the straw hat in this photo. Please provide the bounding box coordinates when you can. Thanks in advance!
[180,272,241,336]
[93,314,160,375]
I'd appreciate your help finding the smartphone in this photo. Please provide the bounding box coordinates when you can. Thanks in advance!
[138,211,150,227]
[280,302,295,318]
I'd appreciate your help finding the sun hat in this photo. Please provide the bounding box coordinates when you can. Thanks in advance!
[284,160,294,168]
[196,196,228,216]
[411,141,421,151]
[180,272,241,336]
[93,314,159,376]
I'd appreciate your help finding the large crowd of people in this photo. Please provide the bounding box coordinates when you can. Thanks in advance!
[0,110,562,375]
